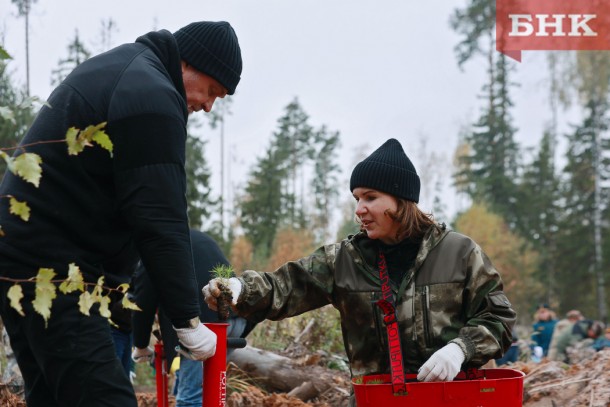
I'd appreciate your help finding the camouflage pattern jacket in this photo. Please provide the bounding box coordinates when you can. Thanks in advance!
[236,223,516,377]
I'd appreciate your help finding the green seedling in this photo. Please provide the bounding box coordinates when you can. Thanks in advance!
[211,264,235,321]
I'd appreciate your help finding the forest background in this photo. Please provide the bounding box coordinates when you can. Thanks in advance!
[1,0,609,344]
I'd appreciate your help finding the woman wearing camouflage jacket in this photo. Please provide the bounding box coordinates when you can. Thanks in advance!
[204,138,516,387]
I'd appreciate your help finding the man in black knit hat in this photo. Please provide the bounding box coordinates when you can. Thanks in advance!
[0,21,242,406]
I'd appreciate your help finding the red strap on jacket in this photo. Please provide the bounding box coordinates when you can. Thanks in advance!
[375,251,407,395]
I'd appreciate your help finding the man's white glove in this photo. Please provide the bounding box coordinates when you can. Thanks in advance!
[174,323,217,361]
[417,342,465,382]
[131,346,154,364]
[202,277,242,311]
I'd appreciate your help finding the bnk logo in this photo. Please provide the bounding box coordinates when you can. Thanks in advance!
[496,0,610,62]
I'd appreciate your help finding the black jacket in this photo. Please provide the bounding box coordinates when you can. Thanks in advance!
[0,30,199,323]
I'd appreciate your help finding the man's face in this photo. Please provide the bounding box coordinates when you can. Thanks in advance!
[181,62,228,113]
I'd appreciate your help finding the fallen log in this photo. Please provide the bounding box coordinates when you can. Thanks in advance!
[227,345,350,402]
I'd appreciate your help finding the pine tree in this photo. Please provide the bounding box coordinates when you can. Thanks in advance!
[11,0,38,96]
[451,0,520,222]
[240,142,287,260]
[454,54,520,220]
[515,131,561,306]
[554,99,609,317]
[310,127,341,242]
[51,30,91,86]
[184,129,215,230]
[273,98,314,229]
[0,58,36,179]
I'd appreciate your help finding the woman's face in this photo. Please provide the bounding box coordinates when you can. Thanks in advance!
[353,187,401,244]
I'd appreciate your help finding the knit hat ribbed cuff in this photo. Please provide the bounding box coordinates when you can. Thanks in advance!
[174,21,242,95]
[349,138,420,202]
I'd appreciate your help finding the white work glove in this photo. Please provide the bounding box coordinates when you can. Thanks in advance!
[131,346,154,364]
[202,277,243,311]
[174,323,217,361]
[417,342,465,382]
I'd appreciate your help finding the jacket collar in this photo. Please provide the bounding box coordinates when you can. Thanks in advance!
[135,29,187,115]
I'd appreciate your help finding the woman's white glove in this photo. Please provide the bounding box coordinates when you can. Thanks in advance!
[202,277,242,311]
[417,342,465,382]
[131,346,154,364]
[174,323,217,361]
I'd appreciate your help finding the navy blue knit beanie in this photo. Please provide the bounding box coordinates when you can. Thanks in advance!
[350,138,420,202]
[173,21,242,95]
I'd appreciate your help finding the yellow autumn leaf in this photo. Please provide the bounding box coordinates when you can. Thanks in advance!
[92,276,105,300]
[122,295,142,312]
[11,152,42,187]
[79,122,107,141]
[59,263,85,294]
[9,197,31,221]
[0,150,12,167]
[32,268,57,326]
[8,284,25,316]
[78,291,95,316]
[66,127,87,155]
[99,295,111,319]
[66,122,113,156]
[116,283,130,294]
[92,129,113,156]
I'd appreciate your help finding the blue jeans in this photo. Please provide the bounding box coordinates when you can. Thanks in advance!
[175,317,247,407]
[110,328,133,377]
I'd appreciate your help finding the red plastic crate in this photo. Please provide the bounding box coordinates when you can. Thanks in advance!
[352,368,525,407]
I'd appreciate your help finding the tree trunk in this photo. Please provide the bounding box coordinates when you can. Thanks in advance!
[227,345,348,402]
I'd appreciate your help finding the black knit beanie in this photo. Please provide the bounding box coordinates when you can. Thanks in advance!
[173,21,242,95]
[350,138,420,202]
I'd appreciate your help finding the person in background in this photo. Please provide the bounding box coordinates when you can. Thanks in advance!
[203,138,516,406]
[495,330,520,366]
[0,20,242,406]
[548,309,584,361]
[530,304,557,359]
[592,327,610,352]
[108,280,135,381]
[555,319,604,363]
[132,230,255,407]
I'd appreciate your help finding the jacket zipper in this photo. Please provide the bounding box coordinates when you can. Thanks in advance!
[421,285,433,346]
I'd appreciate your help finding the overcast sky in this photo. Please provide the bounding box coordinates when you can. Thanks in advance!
[1,0,564,225]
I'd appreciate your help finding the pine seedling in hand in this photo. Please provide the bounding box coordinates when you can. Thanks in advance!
[211,264,235,322]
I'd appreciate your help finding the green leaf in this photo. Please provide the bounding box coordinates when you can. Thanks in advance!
[11,153,42,187]
[66,127,88,155]
[9,197,31,221]
[59,263,85,294]
[0,151,11,166]
[92,130,113,156]
[8,284,25,316]
[66,122,112,157]
[32,268,57,326]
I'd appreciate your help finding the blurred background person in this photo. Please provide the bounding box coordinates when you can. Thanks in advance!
[548,309,584,361]
[530,304,557,360]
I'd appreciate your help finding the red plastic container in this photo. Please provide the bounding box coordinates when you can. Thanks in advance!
[352,369,525,407]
